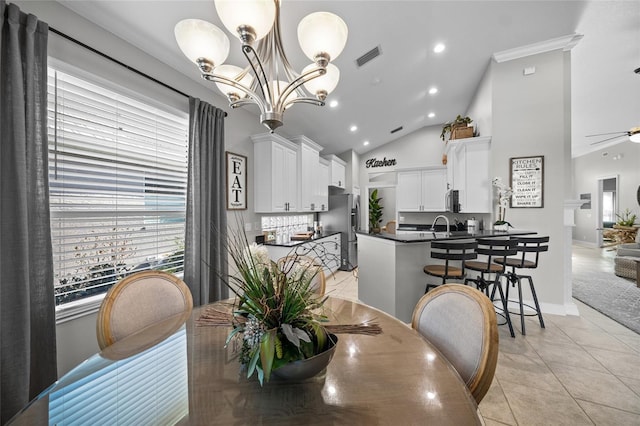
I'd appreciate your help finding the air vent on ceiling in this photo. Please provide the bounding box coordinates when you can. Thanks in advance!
[390,126,403,134]
[356,45,382,68]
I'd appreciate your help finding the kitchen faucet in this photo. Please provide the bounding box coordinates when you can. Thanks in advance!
[430,215,450,234]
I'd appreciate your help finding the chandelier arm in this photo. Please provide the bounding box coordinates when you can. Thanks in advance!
[271,2,297,78]
[283,97,325,108]
[229,98,258,109]
[201,73,267,112]
[242,43,273,110]
[276,66,326,112]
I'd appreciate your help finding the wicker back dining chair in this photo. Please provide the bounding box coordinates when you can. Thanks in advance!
[96,270,193,349]
[411,284,499,404]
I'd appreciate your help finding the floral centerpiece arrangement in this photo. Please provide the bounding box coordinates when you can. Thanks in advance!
[223,228,332,385]
[492,177,513,229]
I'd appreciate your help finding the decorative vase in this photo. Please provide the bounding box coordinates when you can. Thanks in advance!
[272,334,338,381]
[493,223,509,232]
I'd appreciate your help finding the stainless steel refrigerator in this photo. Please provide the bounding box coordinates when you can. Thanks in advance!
[320,193,359,271]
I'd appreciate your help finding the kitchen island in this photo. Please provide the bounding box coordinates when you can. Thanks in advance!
[357,229,535,323]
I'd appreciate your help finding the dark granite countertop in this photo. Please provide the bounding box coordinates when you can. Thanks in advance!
[263,231,341,247]
[356,229,535,243]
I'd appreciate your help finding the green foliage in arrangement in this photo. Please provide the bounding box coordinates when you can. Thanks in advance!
[223,224,332,385]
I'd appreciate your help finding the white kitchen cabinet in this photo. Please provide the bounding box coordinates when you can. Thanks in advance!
[291,136,323,212]
[325,155,346,188]
[252,133,298,213]
[317,157,329,211]
[396,167,447,212]
[445,136,491,213]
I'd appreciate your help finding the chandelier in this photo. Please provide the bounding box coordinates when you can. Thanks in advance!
[174,0,348,131]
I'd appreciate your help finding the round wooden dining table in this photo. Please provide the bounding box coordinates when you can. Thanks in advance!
[9,297,481,425]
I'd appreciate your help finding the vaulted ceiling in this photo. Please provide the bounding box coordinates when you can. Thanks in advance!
[56,1,639,157]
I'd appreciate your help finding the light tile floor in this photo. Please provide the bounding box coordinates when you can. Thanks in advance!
[325,246,640,425]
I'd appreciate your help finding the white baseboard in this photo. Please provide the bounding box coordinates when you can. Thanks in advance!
[508,299,580,316]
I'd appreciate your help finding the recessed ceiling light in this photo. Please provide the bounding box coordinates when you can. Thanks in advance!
[350,125,358,132]
[434,43,445,53]
[428,112,435,118]
[363,140,370,146]
[329,100,339,108]
[428,87,438,95]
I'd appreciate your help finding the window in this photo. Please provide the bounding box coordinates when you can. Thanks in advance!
[47,67,189,311]
[602,191,615,224]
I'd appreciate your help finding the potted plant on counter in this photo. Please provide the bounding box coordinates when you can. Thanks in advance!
[369,189,383,234]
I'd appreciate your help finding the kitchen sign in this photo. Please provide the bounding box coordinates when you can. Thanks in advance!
[510,155,544,208]
[365,157,397,168]
[226,152,247,210]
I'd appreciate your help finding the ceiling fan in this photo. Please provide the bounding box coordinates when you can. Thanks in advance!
[587,126,640,145]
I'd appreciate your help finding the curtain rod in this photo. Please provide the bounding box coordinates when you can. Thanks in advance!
[49,26,228,116]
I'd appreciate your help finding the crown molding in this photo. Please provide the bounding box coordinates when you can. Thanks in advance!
[492,33,583,63]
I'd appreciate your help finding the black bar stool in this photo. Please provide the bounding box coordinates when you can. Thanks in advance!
[492,236,549,335]
[424,240,477,293]
[464,238,518,338]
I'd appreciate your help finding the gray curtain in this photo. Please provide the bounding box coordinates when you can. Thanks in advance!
[0,1,57,423]
[184,98,228,306]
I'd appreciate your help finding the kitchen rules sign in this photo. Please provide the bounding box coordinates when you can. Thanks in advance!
[510,156,544,208]
[226,152,247,210]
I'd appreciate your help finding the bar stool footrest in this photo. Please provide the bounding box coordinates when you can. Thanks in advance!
[506,301,543,318]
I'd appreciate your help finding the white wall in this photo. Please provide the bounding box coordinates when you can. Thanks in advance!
[15,0,267,376]
[573,141,640,244]
[465,64,493,139]
[491,50,572,311]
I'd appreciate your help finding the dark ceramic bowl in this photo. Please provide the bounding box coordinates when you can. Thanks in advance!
[272,334,338,381]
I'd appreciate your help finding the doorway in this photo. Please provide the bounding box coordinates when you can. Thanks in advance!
[596,175,618,247]
[364,184,396,232]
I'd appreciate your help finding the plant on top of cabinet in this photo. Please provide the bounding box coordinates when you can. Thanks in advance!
[369,189,383,234]
[440,115,474,141]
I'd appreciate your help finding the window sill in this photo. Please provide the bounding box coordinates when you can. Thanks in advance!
[55,294,105,325]
[54,272,185,325]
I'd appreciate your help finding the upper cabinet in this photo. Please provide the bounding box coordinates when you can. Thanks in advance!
[317,157,329,211]
[396,167,447,212]
[252,133,298,213]
[291,136,323,212]
[445,136,491,213]
[325,155,346,188]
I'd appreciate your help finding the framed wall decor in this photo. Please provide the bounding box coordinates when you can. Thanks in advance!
[580,193,592,210]
[510,155,544,208]
[226,151,247,210]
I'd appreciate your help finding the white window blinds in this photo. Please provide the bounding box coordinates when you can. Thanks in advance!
[48,68,189,306]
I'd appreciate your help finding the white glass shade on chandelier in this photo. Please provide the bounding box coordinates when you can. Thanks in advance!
[630,127,640,143]
[174,0,348,131]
